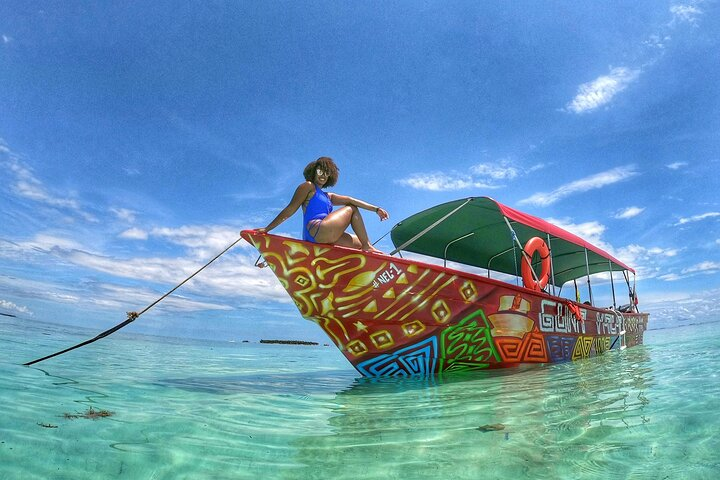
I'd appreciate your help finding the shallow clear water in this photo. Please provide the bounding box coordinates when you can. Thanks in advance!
[2,318,719,479]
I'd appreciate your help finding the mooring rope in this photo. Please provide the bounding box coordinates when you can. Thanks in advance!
[23,237,243,366]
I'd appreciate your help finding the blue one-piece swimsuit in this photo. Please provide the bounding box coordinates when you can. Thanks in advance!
[303,184,333,242]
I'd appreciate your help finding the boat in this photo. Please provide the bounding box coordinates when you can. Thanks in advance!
[240,196,648,377]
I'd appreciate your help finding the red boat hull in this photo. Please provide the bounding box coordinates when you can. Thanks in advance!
[242,231,648,377]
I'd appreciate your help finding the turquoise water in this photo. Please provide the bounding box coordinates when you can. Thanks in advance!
[2,318,719,479]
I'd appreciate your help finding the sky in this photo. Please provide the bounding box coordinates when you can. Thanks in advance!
[1,1,719,344]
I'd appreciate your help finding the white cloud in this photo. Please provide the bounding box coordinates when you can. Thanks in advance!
[21,233,85,252]
[606,244,682,282]
[3,156,97,222]
[565,67,640,114]
[519,165,638,206]
[675,212,720,225]
[398,159,526,192]
[8,159,80,209]
[120,228,148,240]
[666,161,688,170]
[647,247,680,257]
[670,4,703,24]
[148,225,248,259]
[617,244,680,264]
[682,261,720,275]
[656,260,720,283]
[640,287,720,329]
[0,274,230,315]
[2,230,287,305]
[396,172,476,192]
[509,217,680,284]
[0,299,32,315]
[470,161,519,181]
[62,248,288,303]
[528,163,548,173]
[547,218,608,248]
[89,283,233,312]
[111,208,137,222]
[643,34,672,50]
[615,206,645,219]
[2,34,11,44]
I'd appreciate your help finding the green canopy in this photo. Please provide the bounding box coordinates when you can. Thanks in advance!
[390,197,634,288]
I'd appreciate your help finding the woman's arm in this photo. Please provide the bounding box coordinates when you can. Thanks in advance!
[257,182,314,233]
[330,193,389,221]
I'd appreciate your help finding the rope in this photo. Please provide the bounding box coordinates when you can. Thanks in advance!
[23,237,243,366]
[372,229,391,247]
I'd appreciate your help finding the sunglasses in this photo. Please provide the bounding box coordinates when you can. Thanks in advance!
[316,168,329,177]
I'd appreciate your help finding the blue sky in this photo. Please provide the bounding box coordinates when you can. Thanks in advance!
[1,1,718,342]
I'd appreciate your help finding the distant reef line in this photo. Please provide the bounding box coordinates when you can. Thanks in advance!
[259,339,319,346]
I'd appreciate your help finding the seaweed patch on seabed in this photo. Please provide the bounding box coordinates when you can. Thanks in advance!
[63,406,114,420]
[477,423,505,432]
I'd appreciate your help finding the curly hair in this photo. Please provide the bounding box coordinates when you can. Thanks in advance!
[303,156,340,187]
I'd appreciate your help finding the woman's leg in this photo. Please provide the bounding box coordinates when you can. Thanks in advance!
[312,206,380,251]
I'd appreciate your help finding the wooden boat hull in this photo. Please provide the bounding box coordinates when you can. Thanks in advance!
[242,231,648,377]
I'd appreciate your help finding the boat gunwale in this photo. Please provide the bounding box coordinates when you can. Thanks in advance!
[241,229,643,318]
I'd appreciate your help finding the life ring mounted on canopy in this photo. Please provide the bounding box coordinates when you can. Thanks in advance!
[521,237,551,292]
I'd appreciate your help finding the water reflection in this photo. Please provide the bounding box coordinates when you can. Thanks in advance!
[286,347,655,479]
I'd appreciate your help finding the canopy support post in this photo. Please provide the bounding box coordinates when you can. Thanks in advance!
[546,233,557,296]
[632,273,638,313]
[584,248,594,306]
[443,232,475,268]
[487,247,515,279]
[503,216,541,287]
[608,260,617,308]
[623,270,633,309]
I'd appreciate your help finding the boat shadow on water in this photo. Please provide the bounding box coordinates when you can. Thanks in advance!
[155,359,562,397]
[157,344,653,404]
[281,346,658,478]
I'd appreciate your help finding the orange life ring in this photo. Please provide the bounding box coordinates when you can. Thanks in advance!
[521,237,551,292]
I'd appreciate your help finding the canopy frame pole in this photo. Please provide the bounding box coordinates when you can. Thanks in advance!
[546,233,557,296]
[623,270,633,308]
[632,273,638,313]
[389,198,473,256]
[584,248,594,305]
[511,232,519,286]
[487,247,515,278]
[608,260,617,308]
[443,232,475,268]
[503,216,541,287]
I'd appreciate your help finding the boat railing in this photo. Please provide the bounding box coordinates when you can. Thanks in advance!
[442,232,475,268]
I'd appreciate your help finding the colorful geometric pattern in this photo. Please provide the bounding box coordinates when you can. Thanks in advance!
[494,332,549,363]
[241,231,650,376]
[438,309,501,371]
[355,337,438,377]
[572,336,594,360]
[546,335,577,362]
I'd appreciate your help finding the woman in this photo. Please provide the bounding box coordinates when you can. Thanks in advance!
[256,157,388,252]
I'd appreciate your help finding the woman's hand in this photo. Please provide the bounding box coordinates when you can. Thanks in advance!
[376,207,389,221]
